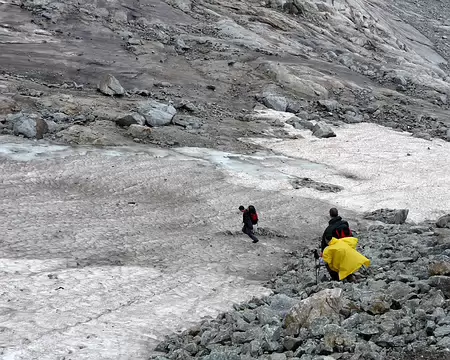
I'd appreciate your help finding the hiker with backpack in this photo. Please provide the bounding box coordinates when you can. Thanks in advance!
[239,205,259,243]
[320,208,353,280]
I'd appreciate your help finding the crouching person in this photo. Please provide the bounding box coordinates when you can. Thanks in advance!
[322,237,370,282]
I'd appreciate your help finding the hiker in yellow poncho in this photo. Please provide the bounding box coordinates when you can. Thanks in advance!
[322,237,371,281]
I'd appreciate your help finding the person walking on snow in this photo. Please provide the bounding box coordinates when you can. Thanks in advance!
[239,205,259,243]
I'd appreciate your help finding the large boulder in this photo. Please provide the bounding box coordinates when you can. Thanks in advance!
[261,94,288,112]
[283,288,343,335]
[436,214,450,228]
[312,122,336,138]
[137,100,177,127]
[8,112,48,139]
[97,74,125,96]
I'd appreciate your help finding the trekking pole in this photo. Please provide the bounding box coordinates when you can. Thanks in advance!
[313,249,320,285]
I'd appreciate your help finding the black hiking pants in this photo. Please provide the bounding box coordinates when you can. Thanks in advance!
[326,264,340,281]
[242,225,259,243]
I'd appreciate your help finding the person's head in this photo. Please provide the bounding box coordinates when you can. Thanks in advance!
[248,205,256,214]
[329,208,338,218]
[239,205,245,212]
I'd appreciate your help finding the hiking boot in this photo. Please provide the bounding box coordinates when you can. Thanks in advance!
[252,240,259,243]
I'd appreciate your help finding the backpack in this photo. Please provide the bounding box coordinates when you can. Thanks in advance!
[248,205,258,225]
[332,221,352,239]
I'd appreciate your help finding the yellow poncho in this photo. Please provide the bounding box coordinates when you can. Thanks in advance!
[322,237,370,280]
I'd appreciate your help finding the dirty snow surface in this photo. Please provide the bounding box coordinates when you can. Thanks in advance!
[0,139,332,360]
[1,121,449,359]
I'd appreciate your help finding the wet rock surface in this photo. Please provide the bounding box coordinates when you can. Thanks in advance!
[153,222,450,359]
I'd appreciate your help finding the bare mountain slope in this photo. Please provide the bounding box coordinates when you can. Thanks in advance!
[1,0,450,147]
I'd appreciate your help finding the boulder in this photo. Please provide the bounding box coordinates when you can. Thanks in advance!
[286,101,303,114]
[283,288,343,335]
[262,94,288,112]
[97,74,125,96]
[0,96,18,115]
[386,281,415,301]
[137,100,177,127]
[268,294,298,317]
[429,276,450,298]
[323,324,356,353]
[128,124,152,139]
[116,113,146,127]
[312,122,336,138]
[360,293,391,315]
[172,115,203,129]
[318,99,340,112]
[8,112,48,139]
[287,116,315,130]
[256,306,280,325]
[429,262,450,276]
[364,208,409,224]
[436,214,450,228]
[434,326,450,338]
[174,99,198,112]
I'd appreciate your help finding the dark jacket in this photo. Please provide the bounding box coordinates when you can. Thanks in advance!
[242,210,253,230]
[321,216,351,251]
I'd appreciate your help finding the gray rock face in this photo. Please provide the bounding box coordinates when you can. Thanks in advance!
[137,100,177,127]
[8,112,49,139]
[312,122,336,138]
[97,74,125,96]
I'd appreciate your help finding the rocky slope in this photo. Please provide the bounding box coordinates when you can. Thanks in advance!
[152,217,450,360]
[1,0,450,150]
[1,0,450,359]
